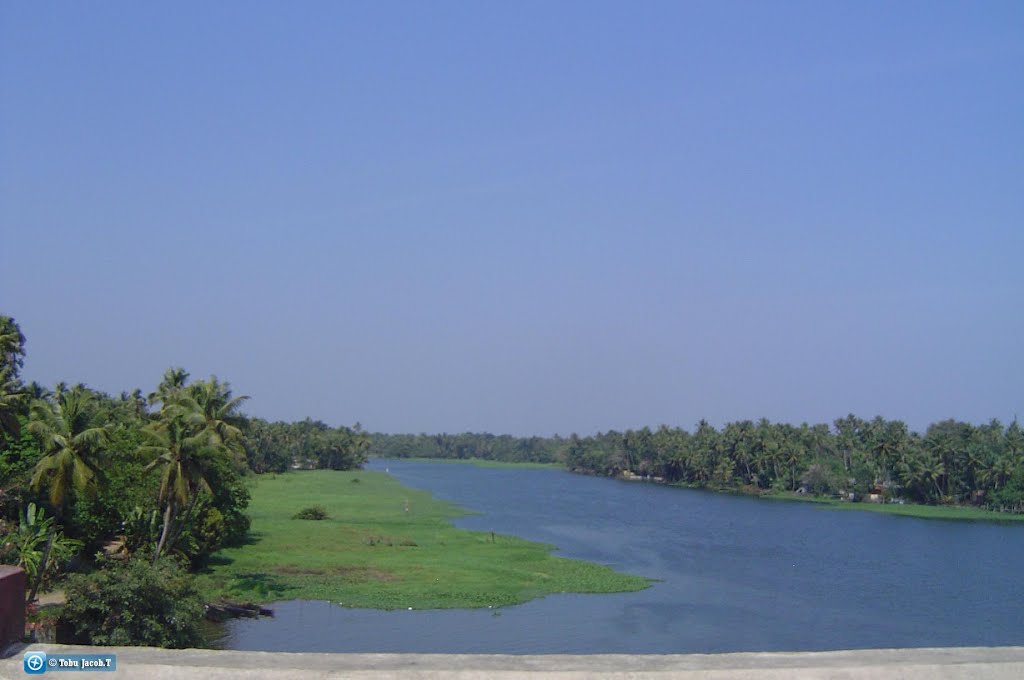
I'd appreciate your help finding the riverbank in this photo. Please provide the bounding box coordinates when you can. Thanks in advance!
[771,493,1024,522]
[377,459,1024,523]
[616,473,1024,523]
[196,470,648,609]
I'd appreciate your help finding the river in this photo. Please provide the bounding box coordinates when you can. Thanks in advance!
[216,459,1024,653]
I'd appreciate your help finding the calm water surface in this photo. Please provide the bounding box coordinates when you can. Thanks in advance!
[219,459,1024,653]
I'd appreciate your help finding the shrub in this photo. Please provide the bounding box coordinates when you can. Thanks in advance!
[60,558,204,648]
[200,454,252,546]
[0,504,82,594]
[801,462,845,496]
[292,505,328,520]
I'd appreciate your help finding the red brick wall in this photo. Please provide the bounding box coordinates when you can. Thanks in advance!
[0,566,26,647]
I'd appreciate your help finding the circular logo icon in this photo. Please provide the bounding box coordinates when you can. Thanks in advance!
[24,651,47,674]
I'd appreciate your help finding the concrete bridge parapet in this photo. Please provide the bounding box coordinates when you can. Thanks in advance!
[2,645,1024,680]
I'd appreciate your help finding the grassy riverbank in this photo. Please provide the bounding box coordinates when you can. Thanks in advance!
[639,477,1024,523]
[711,485,1024,522]
[791,495,1024,522]
[196,470,648,609]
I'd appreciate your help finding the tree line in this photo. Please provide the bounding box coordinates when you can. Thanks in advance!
[368,432,562,464]
[369,416,1024,513]
[0,315,368,646]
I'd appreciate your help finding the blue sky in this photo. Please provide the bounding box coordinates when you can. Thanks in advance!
[2,2,1022,435]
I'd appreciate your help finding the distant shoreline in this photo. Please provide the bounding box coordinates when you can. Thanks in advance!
[611,472,1024,523]
[759,491,1024,522]
[375,457,562,470]
[373,457,1024,523]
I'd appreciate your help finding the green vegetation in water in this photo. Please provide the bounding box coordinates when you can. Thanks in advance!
[197,470,649,609]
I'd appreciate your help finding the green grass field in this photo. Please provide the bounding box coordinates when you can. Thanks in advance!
[196,470,649,609]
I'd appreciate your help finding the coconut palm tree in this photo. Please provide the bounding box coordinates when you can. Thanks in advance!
[118,388,149,421]
[139,398,213,563]
[0,316,25,376]
[0,375,24,439]
[148,367,190,408]
[189,376,249,463]
[28,388,108,511]
[26,387,107,601]
[0,316,27,438]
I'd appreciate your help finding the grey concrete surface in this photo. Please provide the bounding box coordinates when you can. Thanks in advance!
[2,644,1023,679]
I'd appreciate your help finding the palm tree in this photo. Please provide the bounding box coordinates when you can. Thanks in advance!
[23,381,52,401]
[691,420,719,484]
[148,367,190,408]
[753,418,782,486]
[978,454,1016,492]
[923,420,971,499]
[1005,420,1024,460]
[118,388,149,420]
[833,414,867,472]
[726,421,756,485]
[26,387,107,601]
[0,374,24,439]
[28,388,108,512]
[869,419,910,489]
[0,315,26,376]
[189,376,249,463]
[139,398,213,563]
[0,316,26,438]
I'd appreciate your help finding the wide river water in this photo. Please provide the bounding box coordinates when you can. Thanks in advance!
[217,459,1024,653]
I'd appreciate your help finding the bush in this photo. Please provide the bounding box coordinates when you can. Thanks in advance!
[800,461,845,496]
[60,558,205,648]
[199,454,252,546]
[292,505,328,520]
[0,504,82,594]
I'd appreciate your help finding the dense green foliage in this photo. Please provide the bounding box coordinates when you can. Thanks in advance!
[371,416,1024,513]
[0,315,367,645]
[369,432,561,463]
[0,503,81,592]
[60,559,205,648]
[246,418,369,473]
[0,316,27,439]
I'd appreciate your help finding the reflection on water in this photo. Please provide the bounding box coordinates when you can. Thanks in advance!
[218,459,1024,653]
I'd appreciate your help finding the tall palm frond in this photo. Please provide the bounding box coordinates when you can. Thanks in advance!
[189,376,249,463]
[27,389,108,513]
[148,367,190,408]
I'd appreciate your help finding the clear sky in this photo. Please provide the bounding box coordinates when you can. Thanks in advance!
[1,2,1022,436]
